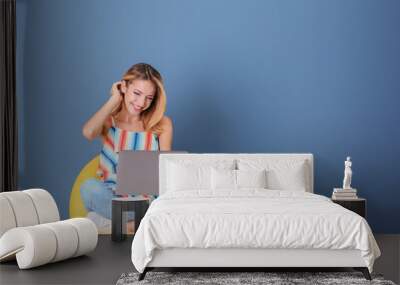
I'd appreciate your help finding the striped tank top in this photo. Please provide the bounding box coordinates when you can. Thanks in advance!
[97,117,159,187]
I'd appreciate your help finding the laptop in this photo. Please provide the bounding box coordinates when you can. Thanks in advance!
[115,150,187,196]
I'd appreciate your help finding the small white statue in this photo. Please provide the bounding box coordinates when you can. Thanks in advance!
[342,156,352,189]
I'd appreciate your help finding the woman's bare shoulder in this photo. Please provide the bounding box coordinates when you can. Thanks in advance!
[158,116,173,134]
[160,115,173,126]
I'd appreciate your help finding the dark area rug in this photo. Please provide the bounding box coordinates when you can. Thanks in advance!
[116,271,396,285]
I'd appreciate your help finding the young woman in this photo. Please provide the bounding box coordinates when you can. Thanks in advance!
[80,63,173,230]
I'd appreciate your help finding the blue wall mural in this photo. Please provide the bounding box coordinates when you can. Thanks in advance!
[16,0,400,233]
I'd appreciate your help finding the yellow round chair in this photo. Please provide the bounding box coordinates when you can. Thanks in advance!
[69,156,99,218]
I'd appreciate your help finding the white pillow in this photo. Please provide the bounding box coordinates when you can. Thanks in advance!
[167,162,211,191]
[211,169,267,190]
[266,164,307,191]
[165,159,236,192]
[211,168,236,190]
[237,169,267,188]
[238,159,309,191]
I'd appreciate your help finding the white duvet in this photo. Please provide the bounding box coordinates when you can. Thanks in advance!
[131,189,380,273]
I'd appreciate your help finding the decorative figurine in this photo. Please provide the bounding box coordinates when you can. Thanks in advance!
[342,156,352,190]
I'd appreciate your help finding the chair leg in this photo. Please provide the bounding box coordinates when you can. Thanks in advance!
[354,267,372,280]
[138,268,148,281]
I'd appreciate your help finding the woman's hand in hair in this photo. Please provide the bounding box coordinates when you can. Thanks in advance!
[109,81,124,103]
[109,81,124,114]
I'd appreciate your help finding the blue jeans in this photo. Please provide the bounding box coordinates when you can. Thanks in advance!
[80,178,116,220]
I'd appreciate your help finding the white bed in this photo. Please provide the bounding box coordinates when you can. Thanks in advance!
[131,154,380,280]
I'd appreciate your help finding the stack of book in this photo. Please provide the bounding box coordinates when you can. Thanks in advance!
[332,188,358,200]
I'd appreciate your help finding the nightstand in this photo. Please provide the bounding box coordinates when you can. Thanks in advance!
[111,196,150,242]
[332,198,366,218]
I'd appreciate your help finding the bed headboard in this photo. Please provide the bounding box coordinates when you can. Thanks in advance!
[159,153,314,195]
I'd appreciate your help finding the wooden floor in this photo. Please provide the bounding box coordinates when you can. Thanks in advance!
[0,235,399,285]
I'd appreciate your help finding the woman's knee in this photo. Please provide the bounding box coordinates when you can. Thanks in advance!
[80,179,114,216]
[80,179,103,207]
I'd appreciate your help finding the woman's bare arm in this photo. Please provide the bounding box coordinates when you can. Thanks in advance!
[158,116,173,151]
[82,82,123,141]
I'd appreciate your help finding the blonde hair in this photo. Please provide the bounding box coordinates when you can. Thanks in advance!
[119,63,166,135]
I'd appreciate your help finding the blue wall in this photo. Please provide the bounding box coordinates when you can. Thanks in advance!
[17,0,400,233]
